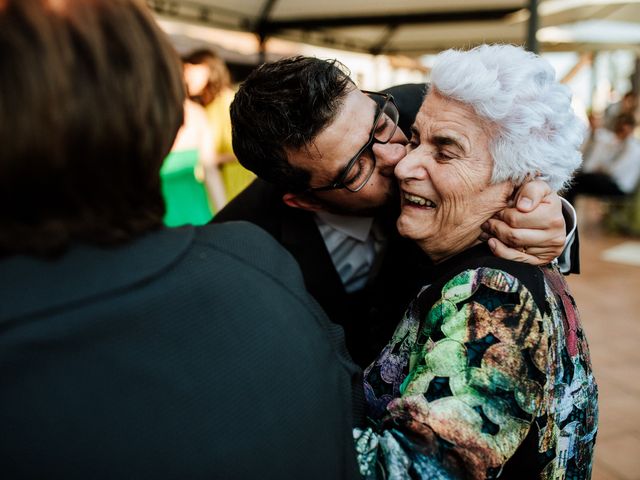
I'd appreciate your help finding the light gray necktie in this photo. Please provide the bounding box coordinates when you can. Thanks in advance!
[324,229,375,293]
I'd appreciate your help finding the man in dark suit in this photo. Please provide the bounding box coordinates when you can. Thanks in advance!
[0,3,361,478]
[214,57,572,367]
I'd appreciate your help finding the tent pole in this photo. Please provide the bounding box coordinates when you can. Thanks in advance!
[526,0,539,53]
[258,34,267,65]
[255,0,277,65]
[590,52,599,112]
[632,54,640,94]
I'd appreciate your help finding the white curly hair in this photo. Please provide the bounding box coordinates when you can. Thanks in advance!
[430,44,584,191]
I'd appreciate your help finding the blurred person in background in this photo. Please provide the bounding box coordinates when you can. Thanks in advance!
[160,62,227,226]
[183,49,255,202]
[603,90,638,131]
[564,112,640,204]
[0,1,363,478]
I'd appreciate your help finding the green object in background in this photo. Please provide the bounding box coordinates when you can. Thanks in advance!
[160,149,213,227]
[604,185,640,236]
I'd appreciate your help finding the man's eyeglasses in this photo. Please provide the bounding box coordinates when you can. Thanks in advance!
[307,90,399,193]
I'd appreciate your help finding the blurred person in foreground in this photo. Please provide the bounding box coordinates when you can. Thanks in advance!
[564,112,640,204]
[215,56,576,368]
[356,44,597,480]
[183,49,255,202]
[0,1,361,478]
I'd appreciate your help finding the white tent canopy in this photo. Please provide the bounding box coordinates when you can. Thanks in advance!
[148,0,640,54]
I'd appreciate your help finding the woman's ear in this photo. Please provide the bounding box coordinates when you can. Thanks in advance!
[282,192,325,212]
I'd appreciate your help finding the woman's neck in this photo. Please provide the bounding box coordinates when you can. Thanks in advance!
[420,237,483,264]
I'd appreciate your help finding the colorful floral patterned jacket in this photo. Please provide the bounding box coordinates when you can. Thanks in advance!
[356,244,597,480]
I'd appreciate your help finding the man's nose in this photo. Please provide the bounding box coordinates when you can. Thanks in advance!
[372,139,406,170]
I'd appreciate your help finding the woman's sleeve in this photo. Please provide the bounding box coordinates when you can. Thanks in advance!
[356,267,551,480]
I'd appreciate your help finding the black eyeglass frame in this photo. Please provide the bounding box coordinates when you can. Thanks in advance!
[306,90,398,193]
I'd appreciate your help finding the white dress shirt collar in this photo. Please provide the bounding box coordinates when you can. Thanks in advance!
[315,211,375,242]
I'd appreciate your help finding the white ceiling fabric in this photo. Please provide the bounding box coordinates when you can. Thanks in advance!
[147,0,640,53]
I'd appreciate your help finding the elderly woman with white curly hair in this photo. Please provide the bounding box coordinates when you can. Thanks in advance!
[356,44,598,480]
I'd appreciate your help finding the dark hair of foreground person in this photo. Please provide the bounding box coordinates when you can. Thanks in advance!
[0,0,184,257]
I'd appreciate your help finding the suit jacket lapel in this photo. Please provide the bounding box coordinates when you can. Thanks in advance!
[279,206,348,311]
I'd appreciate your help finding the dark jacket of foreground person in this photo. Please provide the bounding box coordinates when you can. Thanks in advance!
[0,1,362,474]
[0,222,363,479]
[214,179,431,368]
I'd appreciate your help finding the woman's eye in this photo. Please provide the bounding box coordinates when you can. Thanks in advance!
[435,150,453,161]
[407,136,420,150]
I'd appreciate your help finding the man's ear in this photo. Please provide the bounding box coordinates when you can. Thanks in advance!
[282,192,325,212]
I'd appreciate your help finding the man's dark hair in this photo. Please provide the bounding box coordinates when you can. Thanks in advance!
[230,56,353,192]
[0,0,185,257]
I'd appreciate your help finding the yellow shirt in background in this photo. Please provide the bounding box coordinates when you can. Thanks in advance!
[206,88,255,201]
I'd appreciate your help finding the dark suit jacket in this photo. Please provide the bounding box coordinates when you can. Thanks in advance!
[214,181,432,367]
[0,222,362,479]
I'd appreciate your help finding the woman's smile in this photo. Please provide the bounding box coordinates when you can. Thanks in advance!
[401,190,437,209]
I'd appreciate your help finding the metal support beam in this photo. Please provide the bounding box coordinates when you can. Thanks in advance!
[260,7,520,33]
[632,55,640,94]
[254,0,278,64]
[147,0,245,31]
[370,25,399,56]
[590,52,598,111]
[526,0,539,53]
[255,0,278,29]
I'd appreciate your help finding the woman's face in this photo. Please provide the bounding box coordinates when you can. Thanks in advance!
[183,63,210,97]
[395,91,513,262]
